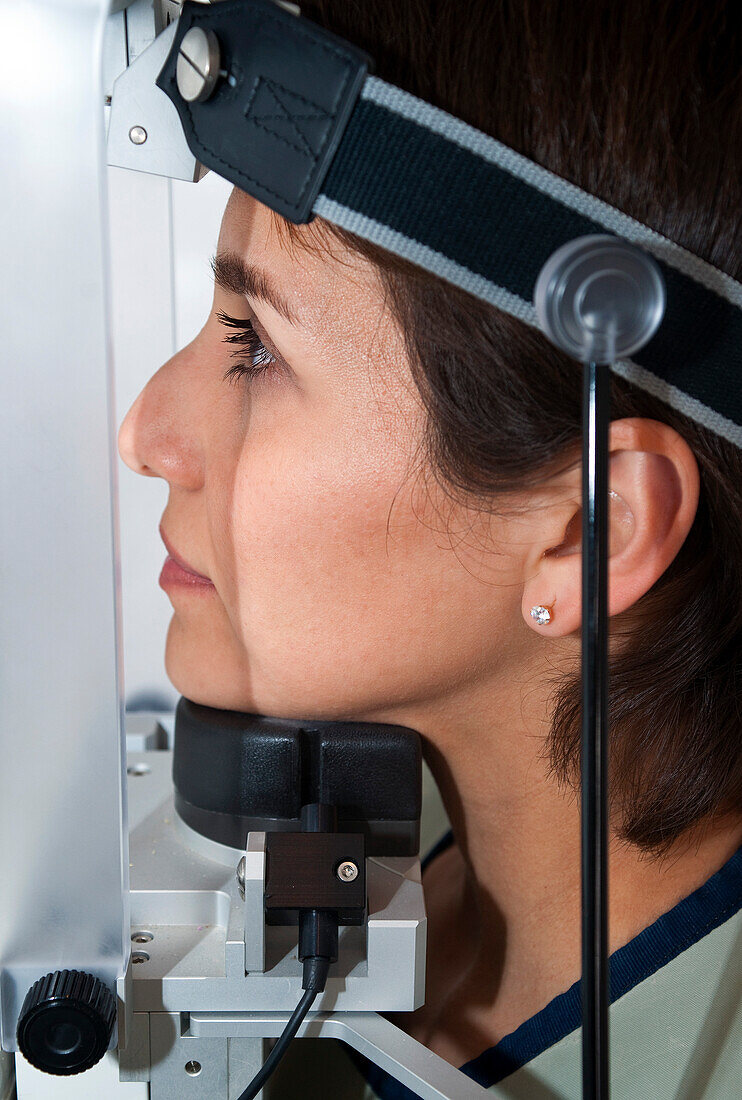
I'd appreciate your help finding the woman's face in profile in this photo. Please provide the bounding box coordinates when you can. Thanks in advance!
[118,188,528,723]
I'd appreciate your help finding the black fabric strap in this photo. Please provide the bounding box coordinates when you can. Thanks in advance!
[317,93,742,445]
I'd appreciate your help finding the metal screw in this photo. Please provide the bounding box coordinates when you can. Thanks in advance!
[131,951,150,964]
[128,126,147,145]
[184,1060,202,1076]
[336,860,359,882]
[236,856,246,899]
[131,930,153,944]
[176,27,222,103]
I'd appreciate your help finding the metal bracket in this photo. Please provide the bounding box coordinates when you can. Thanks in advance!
[189,1010,490,1100]
[108,20,208,181]
[155,0,184,36]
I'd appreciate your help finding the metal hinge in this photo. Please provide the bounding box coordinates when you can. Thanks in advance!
[155,0,300,36]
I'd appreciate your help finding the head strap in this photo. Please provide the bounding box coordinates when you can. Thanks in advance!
[157,0,742,445]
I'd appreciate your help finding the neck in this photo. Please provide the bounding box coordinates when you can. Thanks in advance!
[379,656,742,1051]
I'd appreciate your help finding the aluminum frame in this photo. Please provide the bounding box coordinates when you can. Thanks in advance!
[0,0,129,1052]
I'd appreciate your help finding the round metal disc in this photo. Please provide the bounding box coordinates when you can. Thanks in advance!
[176,27,222,104]
[534,235,666,362]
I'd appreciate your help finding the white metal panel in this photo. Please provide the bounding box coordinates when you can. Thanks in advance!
[0,0,128,1048]
[15,1051,148,1099]
[109,167,230,707]
[170,172,232,350]
[108,166,175,709]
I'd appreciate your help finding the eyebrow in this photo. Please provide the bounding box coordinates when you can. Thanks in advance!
[210,251,299,325]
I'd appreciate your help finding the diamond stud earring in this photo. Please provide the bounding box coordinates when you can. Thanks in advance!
[530,605,553,626]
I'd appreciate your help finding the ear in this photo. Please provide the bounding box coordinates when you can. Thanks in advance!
[521,419,700,637]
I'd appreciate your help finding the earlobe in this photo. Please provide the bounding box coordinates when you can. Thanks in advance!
[521,418,700,638]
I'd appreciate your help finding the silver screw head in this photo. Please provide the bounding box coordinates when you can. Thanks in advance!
[128,125,147,145]
[236,856,246,898]
[176,27,222,103]
[336,860,359,882]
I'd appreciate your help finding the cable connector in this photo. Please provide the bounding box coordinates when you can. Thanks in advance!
[301,953,331,994]
[299,908,337,980]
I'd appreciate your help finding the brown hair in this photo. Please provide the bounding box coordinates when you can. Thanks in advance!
[289,0,742,851]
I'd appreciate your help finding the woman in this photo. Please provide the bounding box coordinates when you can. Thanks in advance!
[118,0,742,1095]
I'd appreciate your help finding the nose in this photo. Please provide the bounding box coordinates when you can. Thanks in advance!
[118,352,204,490]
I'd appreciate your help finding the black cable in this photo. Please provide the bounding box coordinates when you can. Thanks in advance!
[238,950,334,1095]
[236,954,330,1100]
[235,946,334,1100]
[581,359,611,1099]
[238,804,338,1100]
[236,984,320,1100]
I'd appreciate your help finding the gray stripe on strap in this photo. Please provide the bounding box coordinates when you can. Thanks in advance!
[313,195,742,450]
[612,360,742,447]
[360,76,742,310]
[313,195,538,323]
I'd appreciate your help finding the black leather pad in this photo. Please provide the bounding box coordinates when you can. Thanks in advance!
[156,0,371,222]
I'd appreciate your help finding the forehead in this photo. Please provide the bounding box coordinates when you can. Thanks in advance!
[217,188,383,324]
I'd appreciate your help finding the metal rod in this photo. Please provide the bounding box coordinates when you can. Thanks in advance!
[581,359,611,1099]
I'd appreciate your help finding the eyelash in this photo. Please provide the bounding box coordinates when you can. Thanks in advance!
[216,310,278,383]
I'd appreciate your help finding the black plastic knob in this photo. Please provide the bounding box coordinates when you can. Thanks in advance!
[16,970,116,1075]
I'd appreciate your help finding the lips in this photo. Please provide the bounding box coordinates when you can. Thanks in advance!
[159,526,215,591]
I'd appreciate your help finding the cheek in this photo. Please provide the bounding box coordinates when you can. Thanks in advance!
[229,405,420,638]
[215,397,519,718]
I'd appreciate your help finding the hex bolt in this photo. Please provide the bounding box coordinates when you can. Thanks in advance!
[128,126,147,145]
[336,860,359,883]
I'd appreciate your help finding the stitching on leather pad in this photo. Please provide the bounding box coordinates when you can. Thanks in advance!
[184,2,356,213]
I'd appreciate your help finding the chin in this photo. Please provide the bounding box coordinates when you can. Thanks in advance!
[162,622,407,723]
[165,662,250,713]
[163,635,248,713]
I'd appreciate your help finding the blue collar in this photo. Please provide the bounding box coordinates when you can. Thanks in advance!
[354,834,742,1097]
